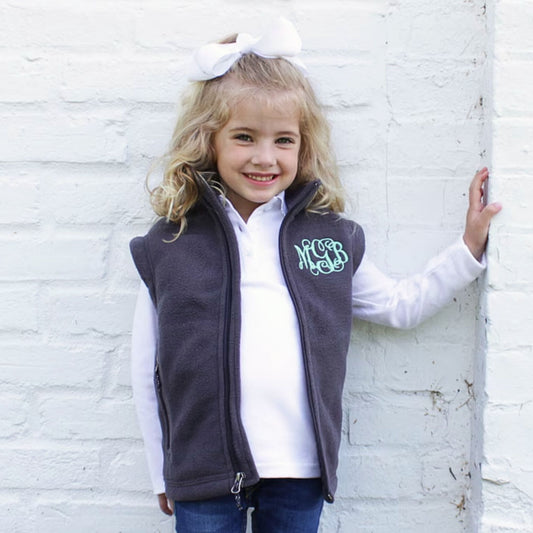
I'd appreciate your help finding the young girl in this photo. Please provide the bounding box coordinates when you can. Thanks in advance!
[130,17,501,533]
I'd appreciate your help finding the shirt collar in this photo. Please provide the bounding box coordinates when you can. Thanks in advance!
[219,191,287,220]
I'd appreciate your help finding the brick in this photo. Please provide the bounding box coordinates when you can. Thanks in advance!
[495,0,533,55]
[482,462,513,491]
[330,501,471,532]
[48,289,136,336]
[494,60,533,116]
[421,451,471,496]
[311,60,383,110]
[59,56,187,104]
[0,288,39,332]
[383,228,459,271]
[345,329,383,391]
[386,0,486,59]
[126,108,176,159]
[133,4,246,49]
[340,167,389,237]
[337,448,423,499]
[0,112,127,163]
[0,447,99,489]
[331,111,387,169]
[412,295,480,344]
[484,404,533,471]
[0,343,105,389]
[386,229,474,277]
[387,60,483,120]
[369,340,474,392]
[0,394,27,438]
[0,4,131,49]
[387,177,468,231]
[39,396,139,440]
[113,344,134,390]
[387,119,482,174]
[481,462,533,510]
[486,350,533,404]
[0,497,35,533]
[481,479,533,531]
[0,56,58,103]
[133,6,386,54]
[489,233,533,289]
[0,235,107,281]
[0,177,39,224]
[486,292,533,349]
[493,118,533,172]
[99,445,152,490]
[297,7,386,54]
[348,399,447,446]
[481,524,533,533]
[36,501,172,533]
[45,179,148,225]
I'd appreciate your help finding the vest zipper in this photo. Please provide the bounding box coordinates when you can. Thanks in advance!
[222,275,245,495]
[203,183,259,497]
[278,181,334,502]
[231,471,246,510]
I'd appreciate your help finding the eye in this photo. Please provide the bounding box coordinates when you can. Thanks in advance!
[234,133,252,142]
[276,137,295,145]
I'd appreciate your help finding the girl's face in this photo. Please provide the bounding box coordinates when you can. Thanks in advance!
[213,93,301,222]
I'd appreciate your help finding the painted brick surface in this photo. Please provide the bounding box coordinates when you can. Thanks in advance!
[0,1,505,532]
[480,1,533,531]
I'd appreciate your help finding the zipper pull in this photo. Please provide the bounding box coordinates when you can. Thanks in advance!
[231,472,246,510]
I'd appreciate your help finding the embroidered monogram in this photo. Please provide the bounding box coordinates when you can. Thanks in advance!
[294,238,349,276]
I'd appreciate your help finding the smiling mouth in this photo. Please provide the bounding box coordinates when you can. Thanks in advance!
[245,173,277,182]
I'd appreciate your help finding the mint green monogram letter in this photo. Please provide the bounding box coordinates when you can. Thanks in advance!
[294,238,349,276]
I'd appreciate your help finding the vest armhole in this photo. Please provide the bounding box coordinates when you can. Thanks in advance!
[351,222,366,273]
[130,236,157,305]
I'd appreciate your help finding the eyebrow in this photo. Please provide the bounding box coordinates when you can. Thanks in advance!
[228,126,300,137]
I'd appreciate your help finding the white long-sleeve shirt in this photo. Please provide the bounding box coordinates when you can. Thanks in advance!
[131,194,485,495]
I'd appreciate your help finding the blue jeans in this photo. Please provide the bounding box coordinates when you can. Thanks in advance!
[174,478,324,533]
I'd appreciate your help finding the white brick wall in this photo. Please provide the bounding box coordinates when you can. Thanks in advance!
[479,1,533,532]
[0,1,519,531]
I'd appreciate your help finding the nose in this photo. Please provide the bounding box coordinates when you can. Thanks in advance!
[251,142,276,167]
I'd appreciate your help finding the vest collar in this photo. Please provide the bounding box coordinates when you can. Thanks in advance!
[197,173,321,217]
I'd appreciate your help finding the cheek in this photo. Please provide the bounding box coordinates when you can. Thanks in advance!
[291,150,301,172]
[213,138,229,167]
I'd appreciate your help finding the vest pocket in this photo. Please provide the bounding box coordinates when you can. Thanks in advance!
[154,362,171,451]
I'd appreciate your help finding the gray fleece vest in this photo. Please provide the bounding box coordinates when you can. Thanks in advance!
[130,180,365,503]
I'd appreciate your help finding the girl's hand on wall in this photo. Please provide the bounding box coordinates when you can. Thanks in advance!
[463,167,502,262]
[158,493,174,515]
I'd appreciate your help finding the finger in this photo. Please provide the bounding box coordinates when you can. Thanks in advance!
[483,202,503,220]
[161,501,173,516]
[476,202,503,230]
[469,168,489,208]
[158,494,173,516]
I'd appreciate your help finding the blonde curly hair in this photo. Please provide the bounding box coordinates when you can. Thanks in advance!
[149,42,345,235]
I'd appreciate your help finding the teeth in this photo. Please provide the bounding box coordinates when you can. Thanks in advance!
[246,174,275,182]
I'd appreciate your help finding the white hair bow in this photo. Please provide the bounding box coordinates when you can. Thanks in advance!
[188,17,306,81]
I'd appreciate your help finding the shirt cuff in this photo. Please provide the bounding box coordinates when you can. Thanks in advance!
[455,237,487,277]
